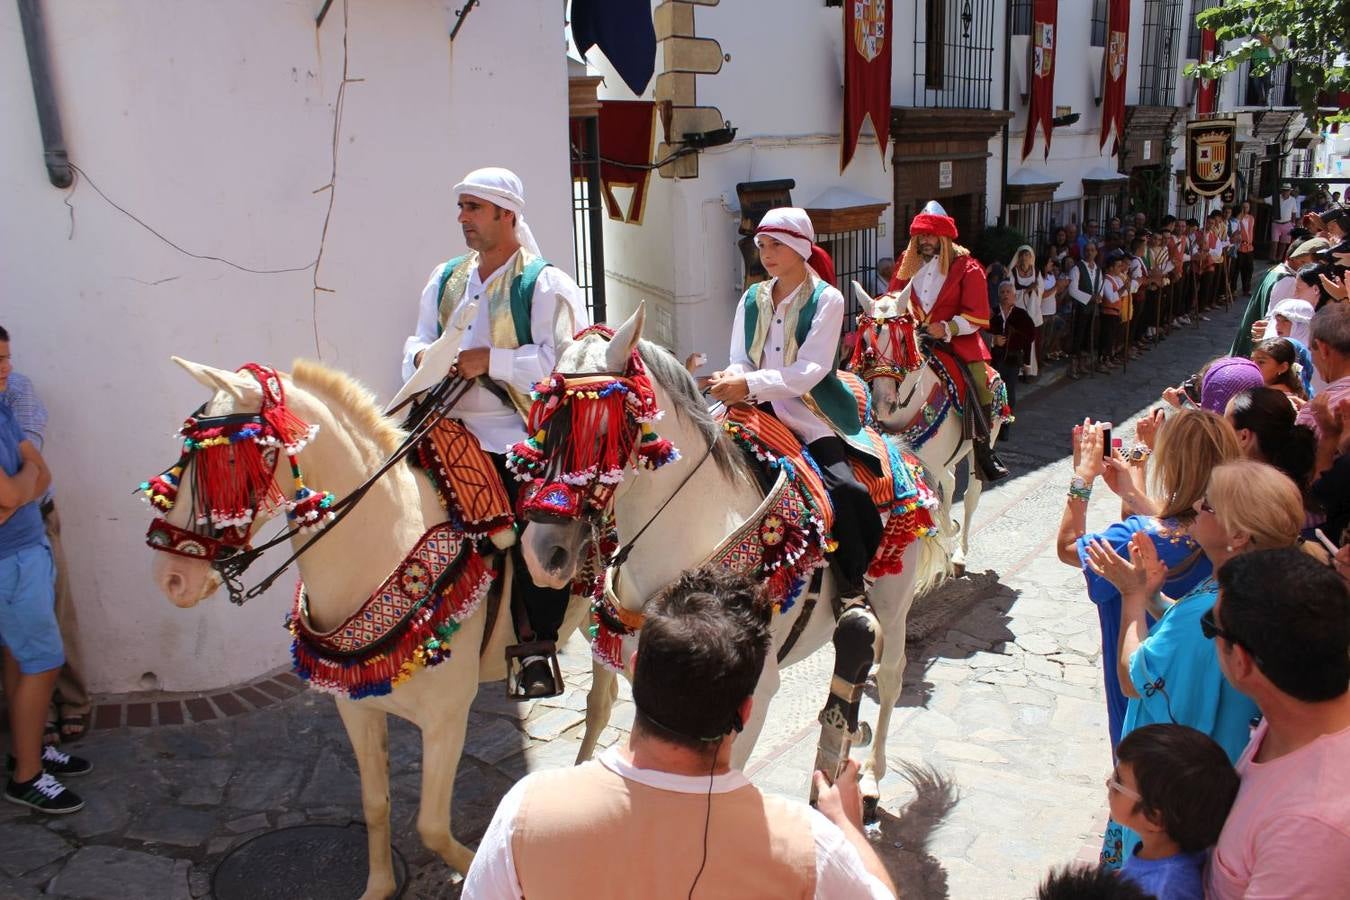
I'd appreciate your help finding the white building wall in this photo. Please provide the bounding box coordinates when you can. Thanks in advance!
[1,0,573,692]
[592,0,895,368]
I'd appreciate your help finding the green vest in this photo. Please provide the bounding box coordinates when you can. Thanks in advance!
[742,280,878,462]
[436,251,550,417]
[1230,265,1291,358]
[435,253,547,346]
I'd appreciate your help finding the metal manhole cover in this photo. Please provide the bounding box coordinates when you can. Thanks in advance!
[213,823,408,900]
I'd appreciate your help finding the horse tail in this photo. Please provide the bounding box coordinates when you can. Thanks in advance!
[913,526,953,598]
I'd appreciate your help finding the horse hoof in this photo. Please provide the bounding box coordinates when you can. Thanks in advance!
[862,794,880,825]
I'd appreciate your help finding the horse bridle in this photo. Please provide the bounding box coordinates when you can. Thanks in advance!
[153,374,472,605]
[518,368,715,569]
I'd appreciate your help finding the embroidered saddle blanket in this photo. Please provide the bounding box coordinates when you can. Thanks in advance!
[719,403,938,581]
[413,418,515,546]
[288,522,495,699]
[926,347,1013,421]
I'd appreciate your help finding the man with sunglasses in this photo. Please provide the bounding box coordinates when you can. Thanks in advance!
[1206,548,1350,898]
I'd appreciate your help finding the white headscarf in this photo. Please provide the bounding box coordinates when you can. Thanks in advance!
[452,166,541,256]
[754,207,815,261]
[1266,297,1315,347]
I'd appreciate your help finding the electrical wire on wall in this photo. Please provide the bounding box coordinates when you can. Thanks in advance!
[55,0,363,359]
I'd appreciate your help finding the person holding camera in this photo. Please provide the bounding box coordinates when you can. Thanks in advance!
[1056,412,1240,751]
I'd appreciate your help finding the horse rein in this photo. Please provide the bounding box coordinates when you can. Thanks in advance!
[214,375,473,604]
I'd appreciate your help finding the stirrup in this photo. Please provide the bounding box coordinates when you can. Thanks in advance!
[504,641,564,700]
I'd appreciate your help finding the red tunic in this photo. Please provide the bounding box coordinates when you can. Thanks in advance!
[889,253,992,363]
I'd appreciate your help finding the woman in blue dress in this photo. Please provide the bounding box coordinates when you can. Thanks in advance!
[1084,457,1309,868]
[1056,408,1241,748]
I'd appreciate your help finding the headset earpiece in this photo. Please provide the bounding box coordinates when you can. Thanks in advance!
[731,710,744,734]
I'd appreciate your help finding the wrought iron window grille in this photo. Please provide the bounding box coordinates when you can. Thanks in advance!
[1139,0,1184,107]
[913,0,996,109]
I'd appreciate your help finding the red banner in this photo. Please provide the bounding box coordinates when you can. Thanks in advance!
[1021,0,1058,161]
[842,0,893,172]
[1195,29,1218,115]
[1099,0,1129,154]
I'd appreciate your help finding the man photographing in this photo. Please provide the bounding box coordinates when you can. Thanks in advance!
[464,569,895,898]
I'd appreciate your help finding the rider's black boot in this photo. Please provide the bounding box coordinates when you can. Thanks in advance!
[973,436,1010,484]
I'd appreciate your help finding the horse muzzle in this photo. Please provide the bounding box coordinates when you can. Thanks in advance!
[152,551,221,608]
[519,519,588,590]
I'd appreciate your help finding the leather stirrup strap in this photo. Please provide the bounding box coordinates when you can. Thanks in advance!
[777,568,826,664]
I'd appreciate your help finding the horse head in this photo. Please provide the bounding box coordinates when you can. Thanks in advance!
[143,359,333,608]
[514,303,666,590]
[848,281,928,432]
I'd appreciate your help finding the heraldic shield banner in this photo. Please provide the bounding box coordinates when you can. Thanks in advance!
[1185,119,1236,197]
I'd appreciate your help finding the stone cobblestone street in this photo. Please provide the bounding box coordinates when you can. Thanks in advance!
[1,301,1248,899]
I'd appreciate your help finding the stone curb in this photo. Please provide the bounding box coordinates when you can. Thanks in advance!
[85,667,307,732]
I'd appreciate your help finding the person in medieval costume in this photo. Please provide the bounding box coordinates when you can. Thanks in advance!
[1007,245,1043,381]
[888,201,1009,483]
[1230,237,1328,359]
[707,207,883,601]
[402,167,589,698]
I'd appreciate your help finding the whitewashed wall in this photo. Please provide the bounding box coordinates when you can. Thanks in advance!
[0,0,573,692]
[592,0,896,369]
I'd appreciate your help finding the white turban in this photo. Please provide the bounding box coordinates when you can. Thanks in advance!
[453,166,541,256]
[754,207,815,262]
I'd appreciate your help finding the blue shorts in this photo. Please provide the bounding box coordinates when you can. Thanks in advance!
[0,542,63,675]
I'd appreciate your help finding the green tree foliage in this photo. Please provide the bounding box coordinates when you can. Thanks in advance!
[1188,0,1349,128]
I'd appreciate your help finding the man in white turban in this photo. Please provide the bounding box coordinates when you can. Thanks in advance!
[400,166,588,698]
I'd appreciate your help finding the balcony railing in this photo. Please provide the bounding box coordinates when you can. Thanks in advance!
[1238,59,1298,108]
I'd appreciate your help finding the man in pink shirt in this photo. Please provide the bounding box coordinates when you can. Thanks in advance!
[1206,549,1350,898]
[1297,303,1350,439]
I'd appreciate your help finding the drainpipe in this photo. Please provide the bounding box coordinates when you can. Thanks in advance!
[17,0,72,188]
[998,0,1012,227]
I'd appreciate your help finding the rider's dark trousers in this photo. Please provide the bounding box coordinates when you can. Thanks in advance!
[806,436,883,596]
[490,453,570,643]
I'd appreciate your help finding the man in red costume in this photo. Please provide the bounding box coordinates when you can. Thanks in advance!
[889,201,1009,482]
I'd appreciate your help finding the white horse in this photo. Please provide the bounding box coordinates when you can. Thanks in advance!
[517,304,946,809]
[147,358,591,899]
[849,283,1005,573]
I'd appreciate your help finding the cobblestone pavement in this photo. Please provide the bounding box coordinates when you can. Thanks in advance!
[1,299,1249,899]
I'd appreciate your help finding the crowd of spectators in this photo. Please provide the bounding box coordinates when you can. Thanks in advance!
[1044,279,1350,897]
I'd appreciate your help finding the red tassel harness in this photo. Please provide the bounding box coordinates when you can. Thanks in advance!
[849,313,925,382]
[506,326,679,520]
[140,364,336,561]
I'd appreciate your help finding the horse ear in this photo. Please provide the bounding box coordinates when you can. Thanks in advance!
[552,295,576,358]
[851,280,875,317]
[171,357,259,403]
[606,302,645,374]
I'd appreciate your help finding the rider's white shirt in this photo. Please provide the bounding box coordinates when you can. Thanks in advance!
[462,745,895,900]
[723,277,842,445]
[401,254,587,453]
